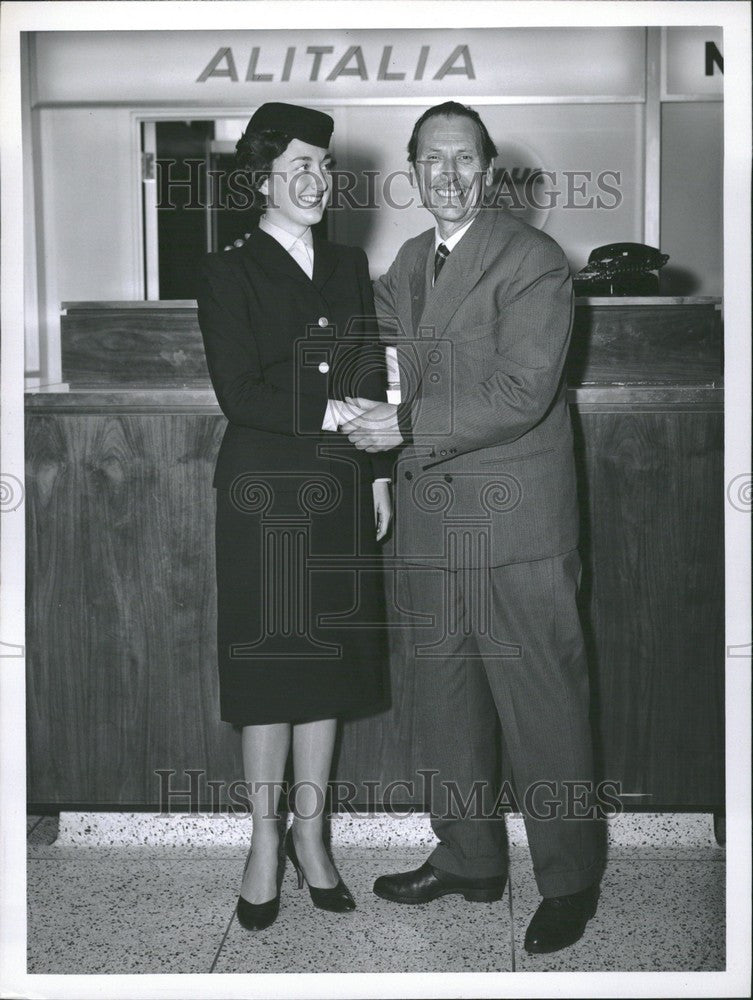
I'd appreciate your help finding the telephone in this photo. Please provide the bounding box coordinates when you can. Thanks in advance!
[573,242,669,296]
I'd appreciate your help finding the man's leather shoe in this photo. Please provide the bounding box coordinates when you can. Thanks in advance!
[373,860,506,904]
[524,882,600,954]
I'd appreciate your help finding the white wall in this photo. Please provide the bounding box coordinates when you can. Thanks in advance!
[660,102,723,297]
[37,107,142,301]
[32,107,142,383]
[331,103,644,278]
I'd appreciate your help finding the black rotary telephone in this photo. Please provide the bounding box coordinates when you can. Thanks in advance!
[573,242,669,296]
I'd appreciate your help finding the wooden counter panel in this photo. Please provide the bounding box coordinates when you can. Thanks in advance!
[25,405,725,809]
[25,413,242,805]
[568,302,721,384]
[59,298,722,387]
[61,308,209,384]
[572,409,724,807]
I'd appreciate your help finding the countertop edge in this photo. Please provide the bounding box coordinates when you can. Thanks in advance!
[25,385,725,413]
[60,296,723,312]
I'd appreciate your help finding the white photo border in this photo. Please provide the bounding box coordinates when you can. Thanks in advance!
[1,3,750,998]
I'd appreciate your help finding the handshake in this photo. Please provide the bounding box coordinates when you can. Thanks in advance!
[327,397,403,452]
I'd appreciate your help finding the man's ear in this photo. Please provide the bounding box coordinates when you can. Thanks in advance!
[259,175,269,197]
[484,159,495,186]
[408,163,417,189]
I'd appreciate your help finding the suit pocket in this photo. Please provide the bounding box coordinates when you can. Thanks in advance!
[446,318,499,344]
[479,447,556,466]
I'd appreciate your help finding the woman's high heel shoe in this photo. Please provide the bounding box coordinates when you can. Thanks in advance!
[236,846,284,931]
[236,891,279,931]
[284,828,356,912]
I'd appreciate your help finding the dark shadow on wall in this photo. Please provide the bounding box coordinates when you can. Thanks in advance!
[659,266,703,296]
[569,406,605,790]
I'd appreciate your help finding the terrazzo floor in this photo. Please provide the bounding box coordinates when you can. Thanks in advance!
[25,813,725,975]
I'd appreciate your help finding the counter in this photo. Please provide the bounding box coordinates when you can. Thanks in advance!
[25,298,725,811]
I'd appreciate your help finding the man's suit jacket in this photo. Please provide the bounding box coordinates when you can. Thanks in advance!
[373,207,579,568]
[196,227,391,491]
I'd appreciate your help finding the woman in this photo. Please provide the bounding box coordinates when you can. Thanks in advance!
[196,103,392,932]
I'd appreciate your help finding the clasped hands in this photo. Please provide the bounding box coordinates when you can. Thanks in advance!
[333,397,403,452]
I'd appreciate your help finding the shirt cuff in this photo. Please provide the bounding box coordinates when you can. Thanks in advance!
[321,399,339,431]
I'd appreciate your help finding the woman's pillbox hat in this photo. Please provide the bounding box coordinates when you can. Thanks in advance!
[243,103,334,148]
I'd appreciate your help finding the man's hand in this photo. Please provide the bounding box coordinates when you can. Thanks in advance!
[339,397,403,452]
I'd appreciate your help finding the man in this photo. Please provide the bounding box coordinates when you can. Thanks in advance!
[340,101,603,955]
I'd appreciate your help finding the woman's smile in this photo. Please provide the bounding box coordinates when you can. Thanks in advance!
[261,137,332,231]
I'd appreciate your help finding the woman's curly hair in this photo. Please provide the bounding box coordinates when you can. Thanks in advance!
[234,127,292,203]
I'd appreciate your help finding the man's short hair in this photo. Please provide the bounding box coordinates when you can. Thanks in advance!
[407,101,498,168]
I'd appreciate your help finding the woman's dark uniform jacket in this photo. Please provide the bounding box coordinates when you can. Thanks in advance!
[197,227,392,725]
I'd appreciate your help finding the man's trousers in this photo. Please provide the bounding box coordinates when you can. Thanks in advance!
[398,548,603,897]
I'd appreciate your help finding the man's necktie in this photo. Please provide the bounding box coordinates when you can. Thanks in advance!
[434,243,450,284]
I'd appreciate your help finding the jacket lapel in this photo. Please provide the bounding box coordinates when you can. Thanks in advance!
[407,230,434,334]
[311,234,339,293]
[242,227,341,301]
[242,227,312,287]
[418,209,496,337]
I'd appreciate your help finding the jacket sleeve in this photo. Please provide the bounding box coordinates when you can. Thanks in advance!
[415,243,574,462]
[196,252,327,435]
[351,248,396,482]
[372,249,415,447]
[372,250,403,347]
[352,247,389,404]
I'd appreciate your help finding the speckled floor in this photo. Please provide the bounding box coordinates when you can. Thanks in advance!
[26,813,725,974]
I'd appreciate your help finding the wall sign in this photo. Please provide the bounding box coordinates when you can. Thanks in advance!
[197,44,475,83]
[664,26,723,98]
[33,27,645,105]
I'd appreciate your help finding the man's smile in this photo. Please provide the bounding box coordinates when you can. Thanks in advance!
[433,183,465,199]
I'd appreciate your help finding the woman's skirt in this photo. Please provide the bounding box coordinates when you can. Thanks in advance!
[214,461,389,725]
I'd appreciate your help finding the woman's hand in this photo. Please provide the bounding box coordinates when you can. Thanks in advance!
[341,398,403,452]
[372,480,392,541]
